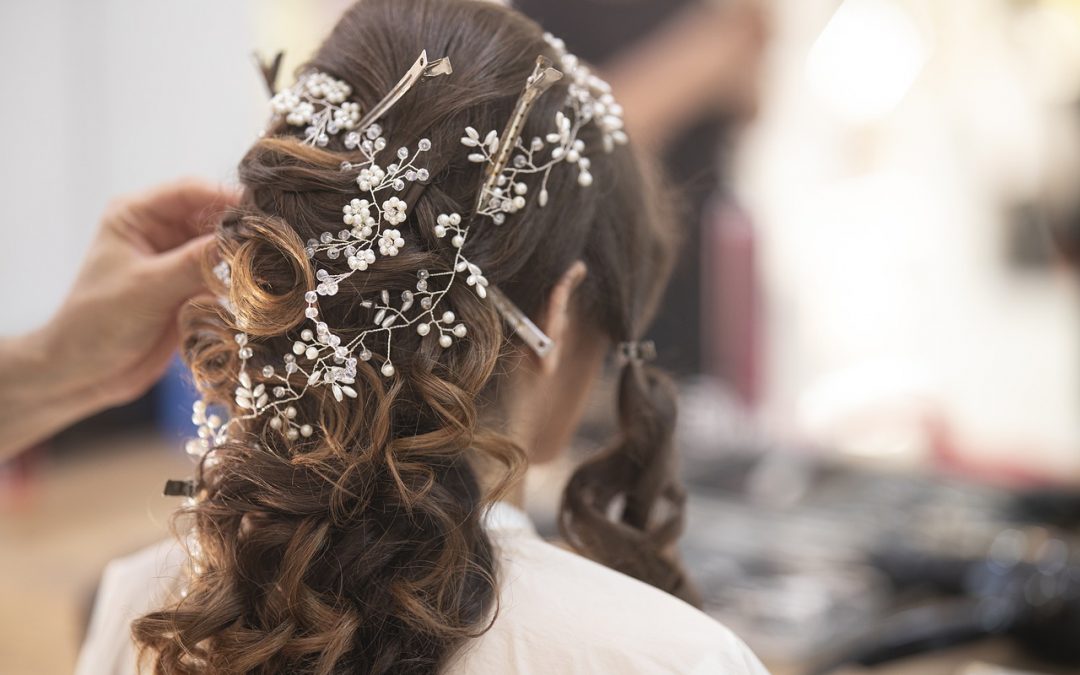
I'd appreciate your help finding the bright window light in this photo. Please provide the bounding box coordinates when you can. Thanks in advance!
[806,0,928,124]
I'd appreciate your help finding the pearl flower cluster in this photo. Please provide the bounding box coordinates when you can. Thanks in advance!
[270,71,362,147]
[543,33,628,153]
[464,35,627,228]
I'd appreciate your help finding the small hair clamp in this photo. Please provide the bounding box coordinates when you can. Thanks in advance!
[487,286,554,357]
[356,50,453,132]
[616,340,657,365]
[163,478,197,498]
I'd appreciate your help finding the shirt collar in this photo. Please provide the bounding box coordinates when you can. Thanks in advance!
[483,500,537,536]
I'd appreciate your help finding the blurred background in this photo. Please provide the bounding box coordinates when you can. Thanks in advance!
[4,0,1080,673]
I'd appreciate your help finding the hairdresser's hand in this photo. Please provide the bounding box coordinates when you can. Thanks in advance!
[0,179,238,459]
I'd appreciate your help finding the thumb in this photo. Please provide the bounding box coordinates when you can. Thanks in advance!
[142,233,215,307]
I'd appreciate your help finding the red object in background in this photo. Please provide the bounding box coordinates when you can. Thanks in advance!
[927,413,1067,489]
[0,444,43,511]
[704,198,762,408]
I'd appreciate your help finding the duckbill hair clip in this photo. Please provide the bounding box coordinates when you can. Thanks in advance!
[163,478,196,498]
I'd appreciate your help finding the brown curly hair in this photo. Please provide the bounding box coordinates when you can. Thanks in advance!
[133,0,697,672]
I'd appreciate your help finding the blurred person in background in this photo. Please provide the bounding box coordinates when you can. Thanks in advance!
[516,0,769,381]
[0,0,770,673]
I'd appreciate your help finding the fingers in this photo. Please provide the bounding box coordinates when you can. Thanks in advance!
[123,178,242,252]
[143,233,216,307]
[104,320,183,408]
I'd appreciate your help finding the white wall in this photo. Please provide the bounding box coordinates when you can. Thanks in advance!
[0,0,263,334]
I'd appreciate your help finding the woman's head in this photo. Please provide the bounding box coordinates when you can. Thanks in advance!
[134,1,694,672]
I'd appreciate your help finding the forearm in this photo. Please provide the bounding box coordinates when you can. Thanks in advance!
[0,330,102,460]
[604,15,717,147]
[0,180,230,461]
[603,2,763,149]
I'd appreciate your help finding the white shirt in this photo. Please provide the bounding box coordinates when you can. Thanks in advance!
[76,502,769,674]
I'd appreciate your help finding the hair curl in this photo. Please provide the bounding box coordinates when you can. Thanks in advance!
[134,1,696,672]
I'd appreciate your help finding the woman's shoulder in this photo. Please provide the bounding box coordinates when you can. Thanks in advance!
[447,528,770,675]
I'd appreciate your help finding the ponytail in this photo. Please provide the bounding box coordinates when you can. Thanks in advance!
[558,343,701,606]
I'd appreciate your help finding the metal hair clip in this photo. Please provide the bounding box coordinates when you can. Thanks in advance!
[476,57,562,213]
[163,478,197,498]
[487,286,554,357]
[356,50,453,132]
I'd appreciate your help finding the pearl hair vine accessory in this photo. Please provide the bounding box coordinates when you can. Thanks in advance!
[175,36,629,474]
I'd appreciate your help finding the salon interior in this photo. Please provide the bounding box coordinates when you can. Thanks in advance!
[5,0,1080,673]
